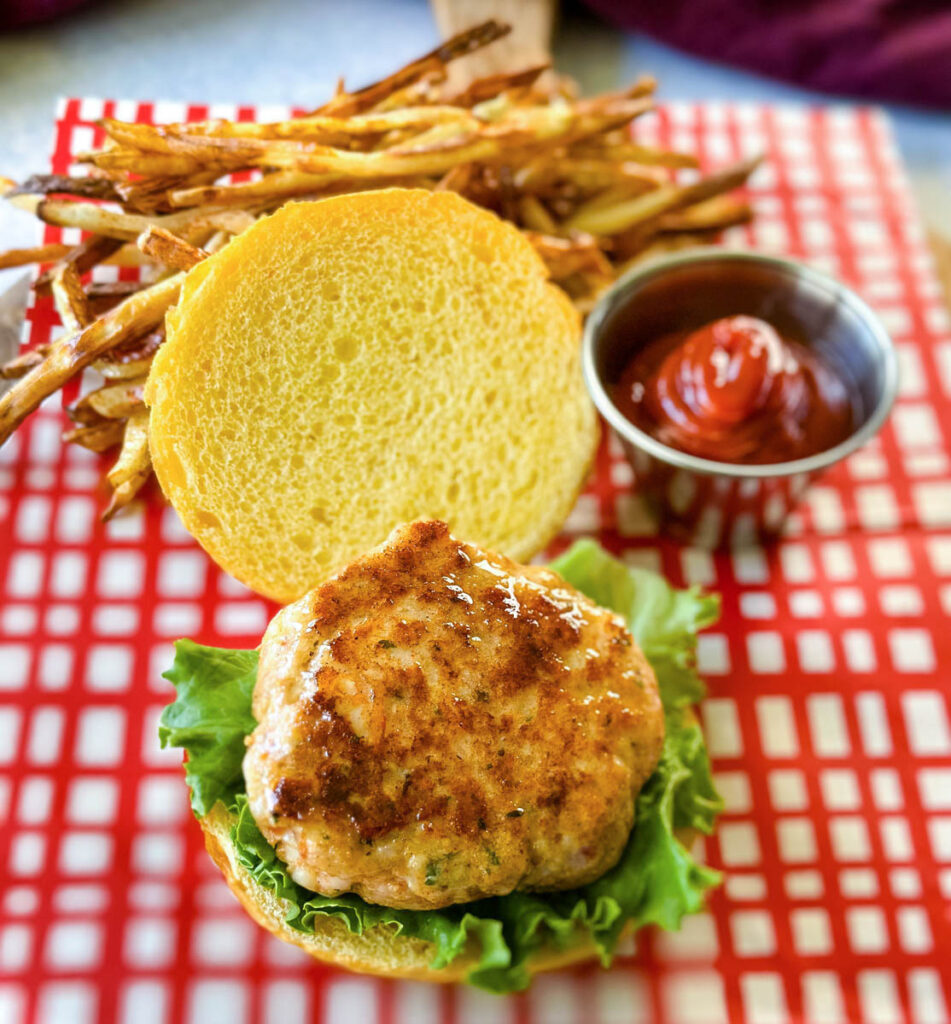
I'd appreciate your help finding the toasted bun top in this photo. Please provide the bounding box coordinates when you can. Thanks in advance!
[145,189,597,603]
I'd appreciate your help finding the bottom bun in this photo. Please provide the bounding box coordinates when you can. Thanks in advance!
[201,803,608,982]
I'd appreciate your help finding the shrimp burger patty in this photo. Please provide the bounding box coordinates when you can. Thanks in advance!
[244,519,665,910]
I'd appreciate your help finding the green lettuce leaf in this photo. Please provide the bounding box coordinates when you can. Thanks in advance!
[159,540,722,992]
[158,640,258,816]
[551,539,719,709]
[668,710,723,836]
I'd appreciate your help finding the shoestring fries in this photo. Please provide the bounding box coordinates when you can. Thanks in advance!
[0,19,760,518]
[0,273,183,446]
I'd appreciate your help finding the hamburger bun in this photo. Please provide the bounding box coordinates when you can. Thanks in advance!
[145,189,598,604]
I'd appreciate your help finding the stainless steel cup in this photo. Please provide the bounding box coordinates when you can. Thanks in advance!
[582,250,898,548]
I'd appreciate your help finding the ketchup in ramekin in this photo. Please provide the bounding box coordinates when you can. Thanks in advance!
[612,315,855,465]
[582,250,897,548]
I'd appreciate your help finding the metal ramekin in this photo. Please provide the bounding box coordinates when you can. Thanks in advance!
[582,250,898,548]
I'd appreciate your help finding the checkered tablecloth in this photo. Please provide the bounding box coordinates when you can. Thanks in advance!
[1,98,950,1024]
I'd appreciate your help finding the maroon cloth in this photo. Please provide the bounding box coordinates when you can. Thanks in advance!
[584,0,951,109]
[1,0,91,28]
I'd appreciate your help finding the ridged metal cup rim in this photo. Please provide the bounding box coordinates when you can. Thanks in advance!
[582,249,899,480]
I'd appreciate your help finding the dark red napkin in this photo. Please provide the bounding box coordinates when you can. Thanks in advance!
[585,0,951,108]
[1,0,91,29]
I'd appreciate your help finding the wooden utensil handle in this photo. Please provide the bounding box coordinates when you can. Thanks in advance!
[430,0,555,85]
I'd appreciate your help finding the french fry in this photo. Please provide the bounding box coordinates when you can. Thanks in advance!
[62,419,124,452]
[564,155,761,236]
[33,235,124,294]
[565,182,677,236]
[96,117,173,153]
[86,280,147,299]
[387,120,477,156]
[102,244,160,268]
[583,75,657,104]
[94,354,158,381]
[173,133,501,175]
[572,138,699,169]
[525,231,613,281]
[137,226,208,271]
[93,325,165,379]
[446,65,549,107]
[96,123,264,161]
[51,263,93,332]
[0,242,72,270]
[103,408,152,521]
[513,158,663,194]
[433,163,474,194]
[69,377,145,423]
[0,273,183,446]
[84,151,214,176]
[168,170,432,208]
[167,170,337,208]
[312,21,510,117]
[11,195,226,242]
[8,174,121,201]
[373,70,446,112]
[157,105,478,142]
[195,208,260,235]
[1,345,49,380]
[617,233,714,276]
[201,229,233,255]
[561,181,655,215]
[657,195,753,233]
[114,169,222,213]
[517,194,558,233]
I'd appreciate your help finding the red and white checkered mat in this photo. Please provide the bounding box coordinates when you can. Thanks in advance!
[1,98,950,1024]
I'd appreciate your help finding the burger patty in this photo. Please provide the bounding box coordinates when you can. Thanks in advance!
[243,519,665,910]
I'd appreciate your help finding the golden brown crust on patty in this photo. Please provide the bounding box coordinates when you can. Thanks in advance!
[243,520,665,910]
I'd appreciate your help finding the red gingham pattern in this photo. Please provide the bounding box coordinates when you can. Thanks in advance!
[0,98,950,1024]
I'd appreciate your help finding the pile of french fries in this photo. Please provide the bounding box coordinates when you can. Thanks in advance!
[0,21,759,519]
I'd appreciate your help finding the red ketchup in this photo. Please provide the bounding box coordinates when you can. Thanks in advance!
[613,315,855,465]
